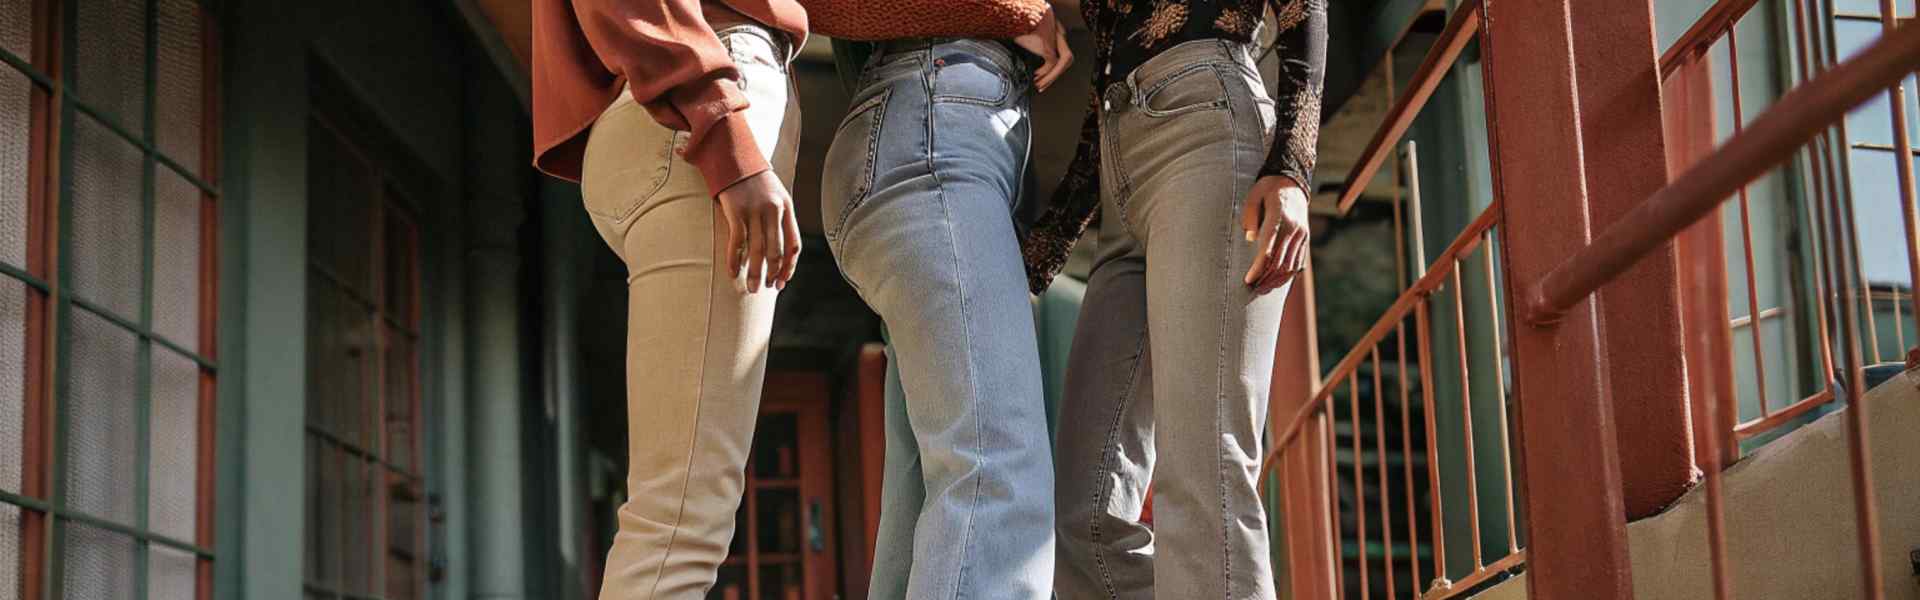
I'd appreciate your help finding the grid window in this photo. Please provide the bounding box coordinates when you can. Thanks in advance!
[0,0,222,599]
[303,116,427,600]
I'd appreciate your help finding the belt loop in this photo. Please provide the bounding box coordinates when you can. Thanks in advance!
[1125,68,1144,109]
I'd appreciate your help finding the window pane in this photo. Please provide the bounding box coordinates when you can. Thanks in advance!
[0,504,18,599]
[384,205,416,324]
[149,347,198,541]
[307,128,374,295]
[155,0,202,172]
[1,67,27,269]
[69,116,144,319]
[386,476,421,600]
[307,273,370,446]
[1847,148,1920,287]
[304,436,333,586]
[0,278,23,494]
[61,523,136,599]
[342,459,371,595]
[0,0,27,61]
[149,544,196,600]
[61,310,139,524]
[72,0,146,133]
[153,169,200,350]
[385,326,414,470]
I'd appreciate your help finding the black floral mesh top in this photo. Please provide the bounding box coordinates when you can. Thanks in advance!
[1020,0,1327,293]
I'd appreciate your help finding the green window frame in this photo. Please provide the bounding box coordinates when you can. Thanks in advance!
[301,111,429,600]
[2,0,222,599]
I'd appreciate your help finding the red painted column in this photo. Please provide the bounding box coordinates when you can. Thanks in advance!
[1569,0,1698,519]
[1480,0,1635,597]
[1270,268,1333,600]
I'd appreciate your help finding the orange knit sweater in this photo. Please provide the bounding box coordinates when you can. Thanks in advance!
[805,0,1049,41]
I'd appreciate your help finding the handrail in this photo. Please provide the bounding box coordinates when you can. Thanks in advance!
[1334,0,1483,216]
[1527,20,1920,323]
[1658,0,1764,77]
[1258,201,1501,480]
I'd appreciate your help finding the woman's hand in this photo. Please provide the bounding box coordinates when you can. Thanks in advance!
[1241,175,1311,294]
[1012,5,1073,92]
[717,170,803,293]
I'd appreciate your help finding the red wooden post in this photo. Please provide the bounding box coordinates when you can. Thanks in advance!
[1569,0,1698,519]
[1270,267,1333,600]
[1480,0,1635,597]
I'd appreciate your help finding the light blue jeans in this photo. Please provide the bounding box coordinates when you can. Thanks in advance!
[820,38,1056,599]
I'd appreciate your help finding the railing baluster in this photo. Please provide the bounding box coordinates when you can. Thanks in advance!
[1415,301,1449,591]
[1327,407,1346,600]
[1449,266,1483,571]
[1877,0,1920,362]
[1825,114,1889,600]
[1480,236,1518,554]
[1395,323,1420,599]
[1372,347,1396,599]
[1727,28,1776,416]
[1351,380,1372,599]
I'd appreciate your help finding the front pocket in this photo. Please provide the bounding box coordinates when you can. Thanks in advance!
[580,105,678,223]
[822,88,891,242]
[1140,64,1229,118]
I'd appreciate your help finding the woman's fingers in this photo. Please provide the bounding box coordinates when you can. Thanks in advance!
[724,205,747,278]
[778,201,802,289]
[745,206,769,293]
[1244,198,1280,285]
[1261,229,1306,294]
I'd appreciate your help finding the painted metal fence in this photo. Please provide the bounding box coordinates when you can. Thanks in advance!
[1257,0,1920,597]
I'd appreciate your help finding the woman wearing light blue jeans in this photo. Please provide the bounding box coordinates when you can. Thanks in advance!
[819,20,1071,598]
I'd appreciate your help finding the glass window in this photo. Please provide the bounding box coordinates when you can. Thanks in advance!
[302,116,428,600]
[0,0,222,598]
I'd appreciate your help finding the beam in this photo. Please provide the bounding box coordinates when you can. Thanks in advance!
[1480,0,1634,597]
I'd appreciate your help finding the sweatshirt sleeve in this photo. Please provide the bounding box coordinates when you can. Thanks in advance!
[572,0,769,196]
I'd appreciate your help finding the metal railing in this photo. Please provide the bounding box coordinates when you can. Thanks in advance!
[1256,0,1920,597]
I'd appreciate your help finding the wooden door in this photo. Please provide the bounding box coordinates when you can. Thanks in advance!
[711,373,839,599]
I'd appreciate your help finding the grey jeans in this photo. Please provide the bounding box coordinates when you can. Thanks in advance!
[1054,39,1288,600]
[820,39,1057,599]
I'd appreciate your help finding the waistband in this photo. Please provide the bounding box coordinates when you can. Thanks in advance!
[873,37,1027,74]
[1108,38,1254,95]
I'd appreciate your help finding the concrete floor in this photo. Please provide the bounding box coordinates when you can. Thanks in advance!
[1473,368,1920,599]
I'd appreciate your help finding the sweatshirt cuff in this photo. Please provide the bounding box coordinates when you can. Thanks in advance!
[684,111,772,197]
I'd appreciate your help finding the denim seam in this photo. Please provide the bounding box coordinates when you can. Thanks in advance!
[1102,103,1135,228]
[1137,63,1230,118]
[642,217,722,599]
[1214,73,1243,599]
[827,88,891,244]
[927,81,985,600]
[1087,325,1149,600]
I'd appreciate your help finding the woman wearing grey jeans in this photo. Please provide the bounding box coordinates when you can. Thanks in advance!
[817,7,1073,599]
[1027,1,1328,598]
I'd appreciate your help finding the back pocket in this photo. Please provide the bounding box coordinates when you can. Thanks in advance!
[822,88,891,242]
[580,104,680,223]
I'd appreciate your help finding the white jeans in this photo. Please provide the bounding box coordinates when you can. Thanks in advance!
[579,25,799,600]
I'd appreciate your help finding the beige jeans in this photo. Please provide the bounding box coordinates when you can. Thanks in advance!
[580,26,799,600]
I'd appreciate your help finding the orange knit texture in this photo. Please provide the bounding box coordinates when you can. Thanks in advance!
[805,0,1048,41]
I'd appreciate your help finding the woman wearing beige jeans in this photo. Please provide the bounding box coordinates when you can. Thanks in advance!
[533,0,805,597]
